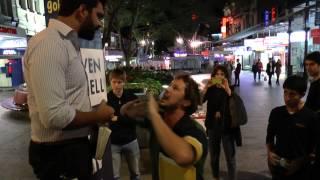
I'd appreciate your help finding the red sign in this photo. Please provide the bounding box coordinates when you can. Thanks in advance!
[221,17,228,38]
[311,29,320,37]
[271,7,276,23]
[0,26,17,35]
[313,37,320,44]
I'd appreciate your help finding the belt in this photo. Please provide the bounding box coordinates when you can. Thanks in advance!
[31,137,88,146]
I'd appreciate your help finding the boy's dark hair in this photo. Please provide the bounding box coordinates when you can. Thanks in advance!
[59,0,106,16]
[283,75,307,96]
[305,51,320,65]
[174,74,200,115]
[109,69,126,82]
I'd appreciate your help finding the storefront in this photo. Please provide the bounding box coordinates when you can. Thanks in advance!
[0,25,27,87]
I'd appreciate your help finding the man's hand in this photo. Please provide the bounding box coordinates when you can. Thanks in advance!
[120,99,147,119]
[215,111,221,119]
[96,100,115,123]
[268,151,280,166]
[147,95,160,119]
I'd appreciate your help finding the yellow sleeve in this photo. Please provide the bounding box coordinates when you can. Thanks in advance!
[183,136,203,163]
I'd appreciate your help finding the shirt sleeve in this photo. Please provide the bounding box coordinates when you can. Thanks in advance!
[266,109,276,145]
[182,125,207,164]
[27,40,76,129]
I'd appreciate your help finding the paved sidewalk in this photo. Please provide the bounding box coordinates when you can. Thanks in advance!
[0,71,286,180]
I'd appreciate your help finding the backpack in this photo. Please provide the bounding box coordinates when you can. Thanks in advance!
[229,92,248,127]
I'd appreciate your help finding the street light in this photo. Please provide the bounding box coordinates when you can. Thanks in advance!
[140,39,146,46]
[190,40,202,48]
[190,40,202,55]
[176,37,184,45]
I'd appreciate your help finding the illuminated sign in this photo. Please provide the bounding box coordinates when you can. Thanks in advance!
[264,10,269,26]
[311,28,320,37]
[3,50,17,55]
[0,26,17,35]
[316,0,320,25]
[271,7,276,23]
[0,49,25,56]
[221,17,227,38]
[44,0,60,25]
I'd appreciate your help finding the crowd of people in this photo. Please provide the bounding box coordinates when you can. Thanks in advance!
[22,0,320,180]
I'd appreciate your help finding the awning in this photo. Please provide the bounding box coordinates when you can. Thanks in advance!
[214,24,265,44]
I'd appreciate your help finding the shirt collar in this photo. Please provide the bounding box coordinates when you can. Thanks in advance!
[48,19,80,50]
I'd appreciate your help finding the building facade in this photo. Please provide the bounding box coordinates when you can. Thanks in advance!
[217,0,317,76]
[0,0,46,87]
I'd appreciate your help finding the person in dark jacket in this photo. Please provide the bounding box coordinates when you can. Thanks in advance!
[234,59,241,86]
[275,59,282,85]
[304,52,320,180]
[252,61,258,81]
[266,75,317,180]
[107,69,140,180]
[203,65,238,180]
[266,59,275,86]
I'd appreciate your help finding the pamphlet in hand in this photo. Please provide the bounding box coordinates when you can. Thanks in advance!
[95,125,112,160]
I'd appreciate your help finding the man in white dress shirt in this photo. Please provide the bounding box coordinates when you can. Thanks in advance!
[23,0,114,179]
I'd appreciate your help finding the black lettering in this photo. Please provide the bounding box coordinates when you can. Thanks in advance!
[100,78,104,92]
[88,58,94,73]
[95,79,100,94]
[93,58,101,72]
[90,80,95,95]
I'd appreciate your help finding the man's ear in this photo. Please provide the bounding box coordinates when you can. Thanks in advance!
[75,4,89,22]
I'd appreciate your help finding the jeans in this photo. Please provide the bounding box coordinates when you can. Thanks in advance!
[234,73,240,86]
[208,130,237,180]
[111,139,140,180]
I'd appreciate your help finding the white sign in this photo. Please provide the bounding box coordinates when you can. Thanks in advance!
[81,48,107,107]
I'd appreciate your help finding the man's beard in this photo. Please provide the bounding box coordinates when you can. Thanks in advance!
[78,18,98,40]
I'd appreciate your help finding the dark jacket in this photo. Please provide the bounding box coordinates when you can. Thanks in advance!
[107,90,138,145]
[266,61,275,75]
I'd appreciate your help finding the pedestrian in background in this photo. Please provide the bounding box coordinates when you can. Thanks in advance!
[107,69,140,180]
[257,59,263,81]
[266,75,317,180]
[252,60,258,81]
[234,59,241,86]
[275,59,282,85]
[224,61,233,83]
[266,59,275,86]
[24,0,115,179]
[203,65,238,180]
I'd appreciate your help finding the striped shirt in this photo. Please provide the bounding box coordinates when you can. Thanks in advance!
[23,19,91,142]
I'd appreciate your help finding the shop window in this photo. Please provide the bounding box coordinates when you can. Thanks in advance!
[27,0,34,12]
[0,0,8,16]
[0,0,13,17]
[19,0,27,10]
[34,0,40,14]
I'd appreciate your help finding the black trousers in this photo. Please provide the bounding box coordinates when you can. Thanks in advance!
[29,137,92,180]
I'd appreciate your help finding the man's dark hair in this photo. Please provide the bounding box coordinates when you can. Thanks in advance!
[58,0,106,16]
[109,68,126,82]
[283,75,307,96]
[305,51,320,65]
[174,74,200,115]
